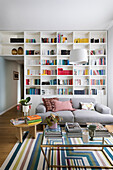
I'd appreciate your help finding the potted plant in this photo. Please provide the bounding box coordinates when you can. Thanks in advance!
[17,97,32,116]
[44,114,62,129]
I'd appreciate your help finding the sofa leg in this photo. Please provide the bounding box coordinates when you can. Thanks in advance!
[43,125,45,131]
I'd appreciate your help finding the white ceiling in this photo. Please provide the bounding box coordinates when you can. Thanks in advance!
[0,0,113,30]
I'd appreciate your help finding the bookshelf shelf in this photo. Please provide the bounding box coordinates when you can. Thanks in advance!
[0,31,107,104]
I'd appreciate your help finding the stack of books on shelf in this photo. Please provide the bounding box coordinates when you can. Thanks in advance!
[44,125,62,138]
[65,122,82,138]
[57,34,67,43]
[74,69,89,75]
[26,115,42,125]
[10,117,25,125]
[87,123,110,137]
[41,37,57,43]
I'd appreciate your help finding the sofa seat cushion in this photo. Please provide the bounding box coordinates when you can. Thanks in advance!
[73,110,113,124]
[36,111,74,123]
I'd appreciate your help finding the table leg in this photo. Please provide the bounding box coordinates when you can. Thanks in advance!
[16,127,23,143]
[29,125,36,138]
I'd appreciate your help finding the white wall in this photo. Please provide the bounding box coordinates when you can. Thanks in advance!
[0,57,21,114]
[0,0,113,31]
[108,26,113,114]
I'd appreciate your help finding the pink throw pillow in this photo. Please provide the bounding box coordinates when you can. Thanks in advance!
[52,100,75,112]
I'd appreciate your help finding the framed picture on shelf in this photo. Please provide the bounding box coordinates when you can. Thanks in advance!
[13,71,19,80]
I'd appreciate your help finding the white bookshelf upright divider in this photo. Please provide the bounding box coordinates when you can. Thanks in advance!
[0,31,107,105]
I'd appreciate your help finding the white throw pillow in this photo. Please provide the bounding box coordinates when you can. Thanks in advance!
[80,102,95,111]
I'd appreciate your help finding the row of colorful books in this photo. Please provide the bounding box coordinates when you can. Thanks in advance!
[91,79,105,85]
[42,69,57,75]
[58,59,70,65]
[42,60,57,65]
[74,69,89,75]
[58,68,73,75]
[91,57,106,65]
[58,88,73,95]
[26,88,40,95]
[57,34,67,43]
[58,79,73,85]
[74,89,89,95]
[90,69,105,75]
[49,79,57,85]
[74,38,89,43]
[42,37,57,43]
[26,79,40,85]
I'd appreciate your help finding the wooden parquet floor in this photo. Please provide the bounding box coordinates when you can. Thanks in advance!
[0,107,42,167]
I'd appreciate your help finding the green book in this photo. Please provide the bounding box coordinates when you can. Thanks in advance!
[27,119,42,124]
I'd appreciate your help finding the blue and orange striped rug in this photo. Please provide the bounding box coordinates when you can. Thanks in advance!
[1,132,113,170]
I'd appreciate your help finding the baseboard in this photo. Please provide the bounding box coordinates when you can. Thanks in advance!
[0,104,17,115]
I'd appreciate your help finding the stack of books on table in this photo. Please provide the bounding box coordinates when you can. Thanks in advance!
[65,122,82,138]
[44,125,62,138]
[87,123,110,137]
[26,115,42,125]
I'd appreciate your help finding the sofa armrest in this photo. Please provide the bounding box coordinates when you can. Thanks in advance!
[95,103,111,114]
[36,103,46,113]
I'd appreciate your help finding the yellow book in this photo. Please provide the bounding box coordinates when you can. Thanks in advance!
[27,69,30,75]
[28,121,42,125]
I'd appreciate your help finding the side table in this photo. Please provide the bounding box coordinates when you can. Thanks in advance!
[12,122,41,143]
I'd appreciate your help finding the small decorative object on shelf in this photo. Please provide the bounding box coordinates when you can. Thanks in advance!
[17,97,32,116]
[12,48,18,55]
[44,114,62,129]
[18,47,23,55]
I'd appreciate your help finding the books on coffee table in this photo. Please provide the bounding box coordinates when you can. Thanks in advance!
[44,125,62,138]
[65,122,82,138]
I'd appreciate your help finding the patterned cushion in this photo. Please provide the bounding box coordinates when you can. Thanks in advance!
[80,102,95,111]
[42,98,59,112]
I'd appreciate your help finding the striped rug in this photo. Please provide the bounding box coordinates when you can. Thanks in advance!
[1,132,113,170]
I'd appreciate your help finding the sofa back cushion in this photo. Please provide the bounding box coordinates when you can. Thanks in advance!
[71,98,96,109]
[52,100,75,112]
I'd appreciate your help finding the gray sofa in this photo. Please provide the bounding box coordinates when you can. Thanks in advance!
[36,98,113,125]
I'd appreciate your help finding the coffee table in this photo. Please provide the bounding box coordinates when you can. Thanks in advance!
[12,122,41,143]
[40,129,113,169]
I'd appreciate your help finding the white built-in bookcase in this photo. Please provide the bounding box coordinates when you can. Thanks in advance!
[0,31,107,105]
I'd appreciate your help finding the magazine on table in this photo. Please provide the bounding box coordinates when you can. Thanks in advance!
[65,122,82,133]
[10,117,25,125]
